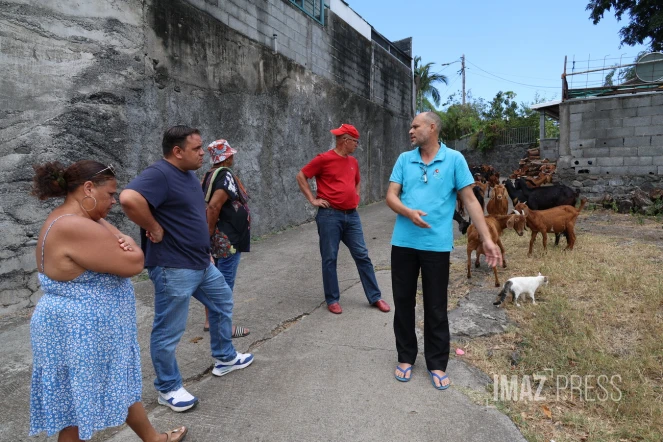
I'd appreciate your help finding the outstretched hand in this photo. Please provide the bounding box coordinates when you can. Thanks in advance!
[408,209,430,228]
[482,239,503,268]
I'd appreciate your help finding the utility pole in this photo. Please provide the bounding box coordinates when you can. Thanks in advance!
[461,54,466,105]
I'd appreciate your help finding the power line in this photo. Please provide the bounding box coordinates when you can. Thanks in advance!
[466,70,559,90]
[438,71,462,100]
[465,61,559,89]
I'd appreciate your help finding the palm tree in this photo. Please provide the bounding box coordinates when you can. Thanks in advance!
[414,56,448,113]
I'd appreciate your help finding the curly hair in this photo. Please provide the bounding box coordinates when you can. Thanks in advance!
[32,160,115,200]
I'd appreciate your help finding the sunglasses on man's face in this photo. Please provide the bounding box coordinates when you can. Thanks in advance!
[93,164,116,177]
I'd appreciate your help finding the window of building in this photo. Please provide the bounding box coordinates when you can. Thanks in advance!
[289,0,326,25]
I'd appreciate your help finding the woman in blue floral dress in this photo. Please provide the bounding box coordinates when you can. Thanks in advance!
[30,160,187,442]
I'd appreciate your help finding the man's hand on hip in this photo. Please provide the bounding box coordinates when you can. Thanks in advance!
[146,224,164,243]
[311,198,330,208]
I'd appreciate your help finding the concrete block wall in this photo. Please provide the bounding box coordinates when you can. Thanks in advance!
[187,0,411,115]
[540,138,559,160]
[566,92,663,176]
[460,144,530,178]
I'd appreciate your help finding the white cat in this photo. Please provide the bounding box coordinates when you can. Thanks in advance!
[493,273,548,307]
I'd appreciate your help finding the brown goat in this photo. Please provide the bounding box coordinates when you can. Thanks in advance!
[486,184,509,216]
[514,198,587,256]
[466,213,527,287]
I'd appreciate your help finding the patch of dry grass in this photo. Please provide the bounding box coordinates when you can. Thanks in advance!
[453,219,663,442]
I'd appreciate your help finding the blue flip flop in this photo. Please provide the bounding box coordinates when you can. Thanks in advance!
[428,370,450,390]
[395,365,412,382]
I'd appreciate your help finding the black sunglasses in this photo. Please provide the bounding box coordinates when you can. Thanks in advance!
[420,165,428,184]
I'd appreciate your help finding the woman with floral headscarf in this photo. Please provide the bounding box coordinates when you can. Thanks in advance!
[202,140,251,338]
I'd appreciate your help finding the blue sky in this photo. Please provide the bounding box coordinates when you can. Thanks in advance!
[348,0,649,108]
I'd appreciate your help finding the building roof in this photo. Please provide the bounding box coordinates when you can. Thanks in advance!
[530,100,561,120]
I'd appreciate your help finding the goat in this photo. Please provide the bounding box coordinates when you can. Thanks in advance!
[453,209,470,235]
[514,198,587,257]
[457,183,486,218]
[486,184,508,216]
[508,178,578,211]
[466,212,527,287]
[473,184,485,214]
[471,165,499,197]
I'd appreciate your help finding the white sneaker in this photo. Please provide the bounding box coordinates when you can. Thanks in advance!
[157,387,199,412]
[212,352,254,377]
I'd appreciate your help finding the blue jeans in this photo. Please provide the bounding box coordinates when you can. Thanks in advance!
[148,263,237,393]
[214,252,242,292]
[315,208,381,305]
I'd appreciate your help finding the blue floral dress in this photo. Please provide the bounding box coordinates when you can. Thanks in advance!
[29,215,142,440]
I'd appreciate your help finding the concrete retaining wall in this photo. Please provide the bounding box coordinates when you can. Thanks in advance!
[0,0,413,314]
[458,144,531,179]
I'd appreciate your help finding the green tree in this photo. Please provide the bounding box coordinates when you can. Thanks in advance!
[604,67,617,86]
[483,91,519,122]
[414,56,448,112]
[587,0,663,51]
[436,91,485,142]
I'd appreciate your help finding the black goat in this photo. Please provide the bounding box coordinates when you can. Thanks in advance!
[473,185,485,213]
[506,178,578,211]
[454,209,470,235]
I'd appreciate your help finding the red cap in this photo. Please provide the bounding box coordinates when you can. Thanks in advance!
[330,124,359,139]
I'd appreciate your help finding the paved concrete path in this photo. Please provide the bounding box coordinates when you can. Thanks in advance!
[2,202,524,442]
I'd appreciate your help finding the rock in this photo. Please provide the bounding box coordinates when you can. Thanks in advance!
[510,351,520,366]
[449,290,512,339]
[617,199,633,214]
[649,188,663,201]
[632,187,654,212]
[599,194,614,209]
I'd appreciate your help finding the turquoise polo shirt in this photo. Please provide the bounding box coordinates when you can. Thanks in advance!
[389,144,474,252]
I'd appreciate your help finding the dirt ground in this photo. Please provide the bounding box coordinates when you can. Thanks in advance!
[575,209,663,244]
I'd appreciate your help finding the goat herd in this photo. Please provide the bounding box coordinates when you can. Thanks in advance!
[457,165,587,299]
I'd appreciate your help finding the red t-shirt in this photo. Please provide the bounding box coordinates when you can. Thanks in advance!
[301,150,360,210]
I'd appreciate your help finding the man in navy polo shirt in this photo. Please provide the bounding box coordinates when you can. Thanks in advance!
[296,124,390,315]
[386,112,502,390]
[120,126,254,412]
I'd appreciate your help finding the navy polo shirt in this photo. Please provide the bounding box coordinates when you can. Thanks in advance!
[389,144,474,252]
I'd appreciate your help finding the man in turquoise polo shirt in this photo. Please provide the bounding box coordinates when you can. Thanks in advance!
[386,112,502,390]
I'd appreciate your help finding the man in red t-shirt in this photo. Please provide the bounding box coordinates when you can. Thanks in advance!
[296,124,391,315]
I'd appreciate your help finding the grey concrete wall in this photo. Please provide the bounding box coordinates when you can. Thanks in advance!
[540,138,559,160]
[459,144,531,179]
[564,92,663,176]
[0,0,413,313]
[554,92,663,200]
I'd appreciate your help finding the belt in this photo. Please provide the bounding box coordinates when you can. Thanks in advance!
[327,207,356,214]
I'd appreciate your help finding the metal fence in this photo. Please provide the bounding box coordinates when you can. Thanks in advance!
[496,127,537,146]
[289,0,325,25]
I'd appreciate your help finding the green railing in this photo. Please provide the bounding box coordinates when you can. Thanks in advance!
[289,0,325,25]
